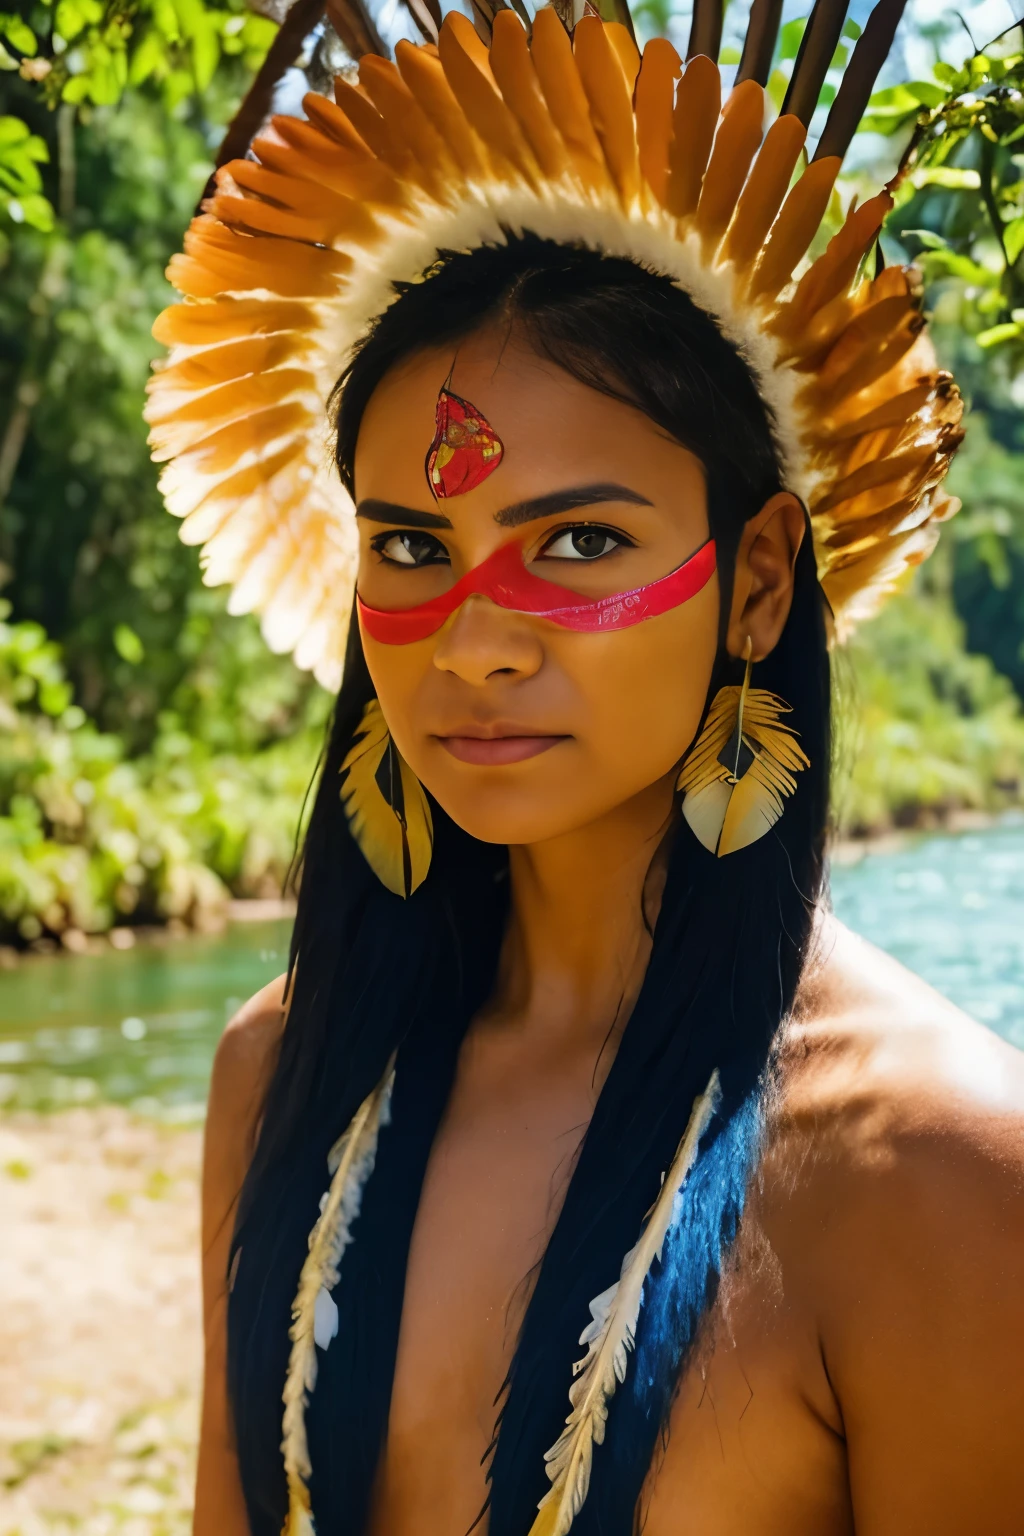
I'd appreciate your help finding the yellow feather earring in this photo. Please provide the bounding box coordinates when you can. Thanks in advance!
[677,639,809,857]
[340,699,433,897]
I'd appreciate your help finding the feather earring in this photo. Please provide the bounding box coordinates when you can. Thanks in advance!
[340,699,433,898]
[529,1071,721,1536]
[677,639,809,857]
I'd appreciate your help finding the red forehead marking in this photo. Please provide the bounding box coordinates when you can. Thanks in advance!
[425,389,504,500]
[357,538,717,645]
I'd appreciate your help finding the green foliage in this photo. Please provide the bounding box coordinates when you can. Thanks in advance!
[870,31,1024,365]
[837,586,1024,835]
[0,0,275,229]
[0,113,51,227]
[0,602,323,944]
[944,415,1024,696]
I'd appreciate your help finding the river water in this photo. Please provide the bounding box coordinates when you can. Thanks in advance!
[1,824,1022,1113]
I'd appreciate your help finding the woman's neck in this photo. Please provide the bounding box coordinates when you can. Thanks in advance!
[487,772,677,1055]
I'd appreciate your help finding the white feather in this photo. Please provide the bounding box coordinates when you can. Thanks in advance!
[532,1069,721,1536]
[280,1057,395,1535]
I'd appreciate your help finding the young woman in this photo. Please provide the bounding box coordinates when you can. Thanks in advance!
[148,12,1024,1535]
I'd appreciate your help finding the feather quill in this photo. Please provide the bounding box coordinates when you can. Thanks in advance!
[281,1059,396,1536]
[528,1070,721,1536]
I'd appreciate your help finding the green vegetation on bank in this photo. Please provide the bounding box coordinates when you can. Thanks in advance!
[0,602,325,942]
[4,12,1024,942]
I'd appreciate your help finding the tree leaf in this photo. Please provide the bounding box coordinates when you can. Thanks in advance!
[909,165,981,190]
[976,321,1022,348]
[1005,215,1024,265]
[0,15,38,55]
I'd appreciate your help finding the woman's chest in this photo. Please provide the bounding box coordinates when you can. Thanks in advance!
[640,1286,853,1536]
[366,1079,850,1536]
[368,1041,595,1533]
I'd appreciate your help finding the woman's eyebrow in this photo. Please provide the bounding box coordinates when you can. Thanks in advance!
[494,483,653,527]
[356,499,453,529]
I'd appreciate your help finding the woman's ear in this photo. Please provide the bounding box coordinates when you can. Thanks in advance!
[726,492,806,661]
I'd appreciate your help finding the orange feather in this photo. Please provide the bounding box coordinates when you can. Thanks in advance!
[490,11,571,182]
[358,55,454,193]
[694,78,764,252]
[722,114,805,269]
[666,54,720,220]
[394,39,487,180]
[152,299,316,348]
[163,402,313,477]
[746,156,840,301]
[604,20,641,91]
[530,7,607,191]
[300,93,372,156]
[783,190,892,330]
[573,15,641,207]
[438,12,539,184]
[634,38,682,208]
[333,78,421,181]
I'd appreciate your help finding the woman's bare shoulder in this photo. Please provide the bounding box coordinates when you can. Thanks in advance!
[752,922,1024,1523]
[768,913,1024,1381]
[784,913,1024,1144]
[213,974,290,1090]
[206,974,289,1173]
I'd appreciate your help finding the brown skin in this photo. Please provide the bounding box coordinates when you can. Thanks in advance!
[194,330,1024,1535]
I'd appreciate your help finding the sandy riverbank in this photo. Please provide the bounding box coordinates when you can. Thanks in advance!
[0,1110,200,1535]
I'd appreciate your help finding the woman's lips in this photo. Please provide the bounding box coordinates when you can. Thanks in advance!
[436,733,568,766]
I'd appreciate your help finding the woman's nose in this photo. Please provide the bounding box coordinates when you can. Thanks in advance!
[432,596,545,686]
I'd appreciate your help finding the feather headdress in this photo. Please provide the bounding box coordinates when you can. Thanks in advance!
[147,2,963,690]
[281,1058,395,1536]
[529,1070,720,1536]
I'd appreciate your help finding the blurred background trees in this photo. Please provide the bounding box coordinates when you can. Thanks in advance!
[3,0,1024,944]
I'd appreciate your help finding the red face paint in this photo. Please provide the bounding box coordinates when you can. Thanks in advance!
[358,538,717,645]
[426,389,504,499]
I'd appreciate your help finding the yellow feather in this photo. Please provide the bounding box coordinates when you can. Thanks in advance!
[340,699,433,897]
[677,674,809,858]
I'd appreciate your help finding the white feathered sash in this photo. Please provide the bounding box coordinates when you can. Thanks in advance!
[280,1056,396,1536]
[528,1068,721,1536]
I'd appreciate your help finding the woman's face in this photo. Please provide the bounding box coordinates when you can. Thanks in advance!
[353,326,720,846]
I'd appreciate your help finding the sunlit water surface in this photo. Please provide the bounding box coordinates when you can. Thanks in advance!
[1,825,1022,1113]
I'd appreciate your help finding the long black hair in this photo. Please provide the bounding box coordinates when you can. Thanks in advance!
[227,235,831,1536]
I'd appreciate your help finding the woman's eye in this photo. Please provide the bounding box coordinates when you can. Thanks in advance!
[541,527,628,561]
[373,531,449,567]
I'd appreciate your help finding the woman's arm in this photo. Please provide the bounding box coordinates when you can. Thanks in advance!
[194,976,288,1536]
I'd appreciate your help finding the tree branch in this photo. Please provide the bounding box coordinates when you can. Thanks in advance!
[324,0,387,62]
[210,0,331,180]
